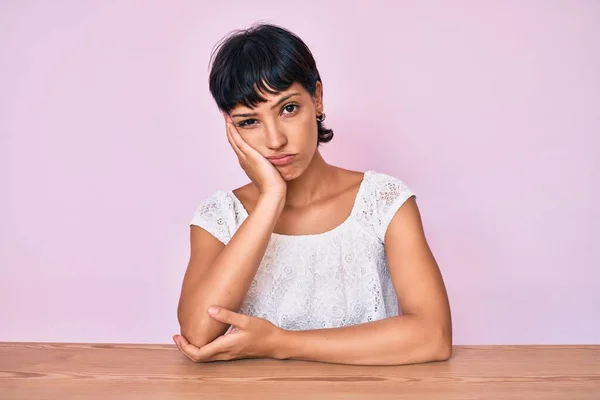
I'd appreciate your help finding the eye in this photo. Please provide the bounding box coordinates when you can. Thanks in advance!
[237,119,257,128]
[282,103,300,115]
[236,103,300,128]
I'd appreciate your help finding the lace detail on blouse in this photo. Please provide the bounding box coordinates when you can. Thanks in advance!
[190,170,416,330]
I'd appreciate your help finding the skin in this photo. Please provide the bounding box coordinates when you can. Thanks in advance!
[226,81,366,236]
[174,81,452,365]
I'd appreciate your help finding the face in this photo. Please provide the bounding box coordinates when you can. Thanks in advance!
[227,81,323,180]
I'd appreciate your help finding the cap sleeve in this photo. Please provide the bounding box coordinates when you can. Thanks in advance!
[373,173,416,242]
[190,191,233,245]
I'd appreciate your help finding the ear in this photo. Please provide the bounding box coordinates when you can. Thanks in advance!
[313,80,324,112]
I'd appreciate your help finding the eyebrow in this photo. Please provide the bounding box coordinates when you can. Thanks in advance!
[230,93,301,118]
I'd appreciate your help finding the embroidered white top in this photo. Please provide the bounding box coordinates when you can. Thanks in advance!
[190,170,416,331]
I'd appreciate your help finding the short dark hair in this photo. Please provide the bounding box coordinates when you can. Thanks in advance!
[208,23,333,145]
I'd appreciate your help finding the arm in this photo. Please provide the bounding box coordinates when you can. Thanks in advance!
[276,197,452,365]
[177,193,284,348]
[178,111,288,349]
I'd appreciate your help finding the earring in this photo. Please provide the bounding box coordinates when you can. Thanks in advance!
[317,112,326,122]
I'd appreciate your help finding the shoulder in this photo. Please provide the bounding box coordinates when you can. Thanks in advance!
[365,170,415,202]
[189,190,243,245]
[360,170,417,242]
[191,190,236,217]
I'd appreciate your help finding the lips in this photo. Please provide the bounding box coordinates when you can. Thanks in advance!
[266,153,295,160]
[267,154,296,166]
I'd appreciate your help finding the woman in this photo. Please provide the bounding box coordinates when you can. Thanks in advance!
[174,23,452,365]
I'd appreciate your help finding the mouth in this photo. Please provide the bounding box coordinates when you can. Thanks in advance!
[267,154,296,166]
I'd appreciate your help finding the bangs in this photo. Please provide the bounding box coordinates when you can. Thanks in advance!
[209,25,319,112]
[220,47,298,110]
[207,23,333,145]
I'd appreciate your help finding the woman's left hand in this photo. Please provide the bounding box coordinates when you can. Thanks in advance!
[173,306,285,362]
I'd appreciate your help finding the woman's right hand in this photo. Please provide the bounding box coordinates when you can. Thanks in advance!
[223,113,287,198]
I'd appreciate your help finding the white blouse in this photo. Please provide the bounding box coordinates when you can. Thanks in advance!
[190,170,416,331]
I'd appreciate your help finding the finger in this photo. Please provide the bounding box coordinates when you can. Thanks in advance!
[208,306,249,329]
[177,333,237,363]
[211,353,232,362]
[224,120,246,163]
[194,333,237,360]
[175,334,206,362]
[203,351,233,363]
[223,113,242,150]
[173,335,198,362]
[225,325,239,335]
[225,120,254,156]
[174,335,201,362]
[225,122,245,159]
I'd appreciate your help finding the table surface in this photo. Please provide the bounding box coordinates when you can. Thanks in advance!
[1,343,599,399]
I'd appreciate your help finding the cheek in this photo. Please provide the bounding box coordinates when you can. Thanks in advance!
[238,132,260,148]
[291,112,318,139]
[298,109,315,126]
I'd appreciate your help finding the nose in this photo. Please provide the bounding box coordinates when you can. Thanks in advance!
[264,122,288,150]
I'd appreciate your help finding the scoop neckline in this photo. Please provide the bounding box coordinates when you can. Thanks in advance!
[228,170,373,240]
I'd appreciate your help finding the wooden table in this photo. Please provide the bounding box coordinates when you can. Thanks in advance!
[1,343,598,399]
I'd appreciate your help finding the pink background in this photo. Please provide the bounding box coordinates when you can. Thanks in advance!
[1,1,598,344]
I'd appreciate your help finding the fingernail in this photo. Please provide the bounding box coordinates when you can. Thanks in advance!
[208,306,219,315]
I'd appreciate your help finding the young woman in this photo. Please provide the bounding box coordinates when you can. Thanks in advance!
[174,23,452,365]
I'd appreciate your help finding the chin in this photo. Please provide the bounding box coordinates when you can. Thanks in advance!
[279,164,303,181]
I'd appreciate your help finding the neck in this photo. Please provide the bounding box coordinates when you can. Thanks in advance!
[283,149,338,209]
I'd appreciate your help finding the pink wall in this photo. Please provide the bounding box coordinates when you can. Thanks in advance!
[1,1,598,344]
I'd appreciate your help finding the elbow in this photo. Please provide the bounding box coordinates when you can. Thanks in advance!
[429,323,453,362]
[177,308,218,348]
[178,325,201,348]
[410,316,452,363]
[179,318,215,348]
[433,337,453,361]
